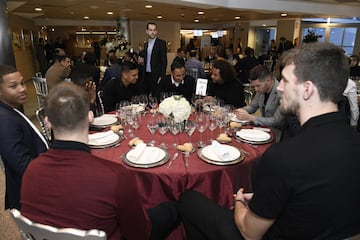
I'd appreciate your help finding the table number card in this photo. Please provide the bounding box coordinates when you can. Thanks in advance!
[195,78,208,96]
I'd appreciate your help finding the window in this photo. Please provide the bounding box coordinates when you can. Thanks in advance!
[328,27,357,56]
[302,28,325,43]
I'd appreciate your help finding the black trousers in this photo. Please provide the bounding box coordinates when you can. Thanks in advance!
[145,72,159,97]
[178,190,244,240]
[147,201,179,240]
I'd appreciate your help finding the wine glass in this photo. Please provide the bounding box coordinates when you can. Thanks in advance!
[208,115,217,142]
[138,94,148,111]
[184,120,197,144]
[169,121,180,148]
[149,97,159,115]
[147,118,157,146]
[157,117,168,149]
[196,112,208,148]
[116,100,130,124]
[159,92,170,102]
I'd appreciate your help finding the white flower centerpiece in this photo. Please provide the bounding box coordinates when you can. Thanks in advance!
[159,95,192,123]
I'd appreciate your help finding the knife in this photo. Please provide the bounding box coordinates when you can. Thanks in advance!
[167,152,178,169]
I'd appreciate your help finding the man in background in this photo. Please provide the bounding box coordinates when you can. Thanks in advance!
[144,22,167,96]
[45,54,71,90]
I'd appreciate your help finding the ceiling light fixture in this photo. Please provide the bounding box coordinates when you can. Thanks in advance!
[157,15,163,19]
[145,5,152,8]
[198,11,204,15]
[34,7,42,12]
[107,11,113,15]
[234,16,240,20]
[83,16,90,19]
[281,13,287,17]
[194,19,199,23]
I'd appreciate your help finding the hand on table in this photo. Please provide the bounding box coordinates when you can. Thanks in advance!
[235,109,253,122]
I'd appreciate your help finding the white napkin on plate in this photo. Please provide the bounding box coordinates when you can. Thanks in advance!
[211,140,231,161]
[236,129,271,141]
[88,130,118,145]
[127,142,147,162]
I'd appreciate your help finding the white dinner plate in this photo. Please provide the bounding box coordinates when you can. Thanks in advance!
[91,114,117,127]
[126,146,166,165]
[201,144,241,162]
[88,130,120,147]
[236,129,271,142]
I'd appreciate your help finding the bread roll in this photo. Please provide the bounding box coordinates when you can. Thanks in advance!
[216,133,232,143]
[111,124,123,132]
[128,137,144,147]
[230,121,242,128]
[176,142,193,152]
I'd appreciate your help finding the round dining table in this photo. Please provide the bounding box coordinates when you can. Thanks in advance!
[91,111,274,240]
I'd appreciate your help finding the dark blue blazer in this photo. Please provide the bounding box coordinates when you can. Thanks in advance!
[0,101,47,209]
[145,37,167,79]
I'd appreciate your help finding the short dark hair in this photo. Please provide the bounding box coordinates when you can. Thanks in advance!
[212,59,237,83]
[280,42,348,103]
[189,50,197,58]
[0,65,17,83]
[84,52,97,64]
[171,61,185,72]
[70,65,94,86]
[249,65,271,81]
[46,82,89,132]
[120,61,138,73]
[146,22,157,30]
[177,48,184,54]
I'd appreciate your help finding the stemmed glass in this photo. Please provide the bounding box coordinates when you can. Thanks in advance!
[138,94,148,111]
[149,97,159,115]
[147,118,157,146]
[208,115,217,142]
[196,112,208,148]
[184,120,197,144]
[157,117,168,149]
[216,113,226,134]
[116,100,130,124]
[169,121,180,148]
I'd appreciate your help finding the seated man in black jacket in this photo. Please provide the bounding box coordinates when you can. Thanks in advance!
[156,61,195,102]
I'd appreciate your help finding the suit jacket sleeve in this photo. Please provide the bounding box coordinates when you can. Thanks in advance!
[159,39,167,77]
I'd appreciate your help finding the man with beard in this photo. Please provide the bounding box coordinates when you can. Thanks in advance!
[177,43,360,239]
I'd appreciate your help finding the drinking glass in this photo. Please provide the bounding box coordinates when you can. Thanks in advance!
[196,112,208,148]
[208,115,217,142]
[116,100,130,124]
[138,94,148,110]
[169,121,180,148]
[157,117,168,149]
[184,120,197,144]
[149,97,159,115]
[147,118,157,146]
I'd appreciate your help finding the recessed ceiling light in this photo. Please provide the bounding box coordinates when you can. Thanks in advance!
[281,13,288,17]
[83,16,90,19]
[89,5,99,9]
[198,11,204,15]
[157,15,163,19]
[262,24,267,27]
[145,5,152,8]
[34,7,42,12]
[194,19,200,23]
[51,28,55,32]
[234,16,240,20]
[107,11,113,15]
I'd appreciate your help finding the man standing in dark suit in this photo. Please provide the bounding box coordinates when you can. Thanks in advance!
[0,65,48,209]
[156,61,195,102]
[144,22,167,97]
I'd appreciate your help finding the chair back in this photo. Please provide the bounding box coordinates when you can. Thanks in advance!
[36,107,51,143]
[32,76,48,108]
[185,68,198,81]
[243,83,254,105]
[10,209,107,240]
[0,155,5,208]
[97,91,105,116]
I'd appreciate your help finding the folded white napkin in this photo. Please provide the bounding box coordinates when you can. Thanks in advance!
[236,129,271,141]
[127,142,147,162]
[88,130,118,145]
[211,140,231,161]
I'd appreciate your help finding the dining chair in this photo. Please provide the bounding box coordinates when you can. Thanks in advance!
[243,83,254,105]
[10,209,107,240]
[185,68,198,81]
[32,75,48,109]
[97,90,105,116]
[36,107,52,144]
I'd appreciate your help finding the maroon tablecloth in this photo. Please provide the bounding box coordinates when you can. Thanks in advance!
[91,112,273,239]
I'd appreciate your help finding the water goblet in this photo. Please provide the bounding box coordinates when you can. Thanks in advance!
[184,120,197,144]
[157,118,168,149]
[149,97,159,115]
[208,115,217,142]
[196,112,208,148]
[147,118,157,146]
[169,121,180,148]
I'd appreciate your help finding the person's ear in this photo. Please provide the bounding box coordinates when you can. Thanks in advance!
[44,116,52,129]
[88,111,94,123]
[302,81,314,100]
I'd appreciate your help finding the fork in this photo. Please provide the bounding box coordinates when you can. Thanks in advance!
[167,152,178,169]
